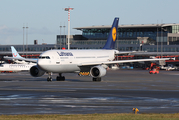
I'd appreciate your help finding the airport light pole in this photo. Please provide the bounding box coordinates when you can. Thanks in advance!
[64,7,74,50]
[157,23,158,56]
[59,25,62,49]
[26,24,28,58]
[63,24,66,48]
[23,25,25,55]
[161,24,163,58]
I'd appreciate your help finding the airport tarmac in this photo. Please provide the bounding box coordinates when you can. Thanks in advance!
[0,69,179,115]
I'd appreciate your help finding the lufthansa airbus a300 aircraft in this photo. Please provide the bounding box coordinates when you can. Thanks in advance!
[30,17,171,81]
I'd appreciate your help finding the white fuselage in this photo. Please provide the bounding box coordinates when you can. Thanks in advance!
[0,64,35,72]
[13,60,36,64]
[38,49,118,73]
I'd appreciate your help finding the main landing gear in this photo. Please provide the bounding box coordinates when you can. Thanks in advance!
[92,77,101,82]
[47,73,65,82]
[47,73,99,82]
[56,73,65,81]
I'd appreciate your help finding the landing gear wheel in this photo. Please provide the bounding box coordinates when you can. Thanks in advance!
[47,77,52,82]
[92,77,101,82]
[56,76,65,81]
[56,73,65,81]
[47,72,52,82]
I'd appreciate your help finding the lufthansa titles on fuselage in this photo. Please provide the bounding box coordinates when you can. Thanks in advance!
[57,52,73,56]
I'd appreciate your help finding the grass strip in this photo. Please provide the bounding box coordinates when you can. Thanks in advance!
[0,113,179,120]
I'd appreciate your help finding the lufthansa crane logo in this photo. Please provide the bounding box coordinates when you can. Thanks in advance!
[112,27,116,41]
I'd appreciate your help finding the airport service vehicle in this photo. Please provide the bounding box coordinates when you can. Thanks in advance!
[161,64,178,71]
[111,64,119,70]
[149,67,160,74]
[1,70,13,73]
[149,68,159,74]
[29,17,172,82]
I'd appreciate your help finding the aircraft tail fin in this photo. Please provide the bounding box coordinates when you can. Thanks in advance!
[103,17,119,49]
[11,46,23,58]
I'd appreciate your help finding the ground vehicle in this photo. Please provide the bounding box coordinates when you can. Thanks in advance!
[0,71,13,73]
[161,64,178,71]
[149,68,159,74]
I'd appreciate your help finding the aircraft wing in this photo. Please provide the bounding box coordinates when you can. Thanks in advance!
[4,56,37,63]
[78,58,172,66]
[115,51,146,55]
[116,51,137,55]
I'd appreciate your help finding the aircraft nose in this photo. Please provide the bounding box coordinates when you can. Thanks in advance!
[37,59,50,71]
[37,59,43,67]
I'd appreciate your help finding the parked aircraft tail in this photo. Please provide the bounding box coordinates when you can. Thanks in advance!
[11,46,23,58]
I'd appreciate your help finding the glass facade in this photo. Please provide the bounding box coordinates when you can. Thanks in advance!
[142,45,179,52]
[71,40,106,45]
[56,35,66,45]
[0,44,179,53]
[172,25,179,33]
[71,39,140,45]
[118,28,161,40]
[82,26,170,41]
[82,29,110,40]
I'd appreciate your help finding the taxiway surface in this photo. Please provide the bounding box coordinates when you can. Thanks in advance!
[0,69,179,115]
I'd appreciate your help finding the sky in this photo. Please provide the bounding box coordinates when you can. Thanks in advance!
[0,0,179,45]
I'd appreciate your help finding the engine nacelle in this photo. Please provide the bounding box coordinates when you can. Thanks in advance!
[90,66,106,78]
[30,65,45,77]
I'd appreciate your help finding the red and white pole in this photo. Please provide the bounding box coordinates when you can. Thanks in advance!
[64,7,74,50]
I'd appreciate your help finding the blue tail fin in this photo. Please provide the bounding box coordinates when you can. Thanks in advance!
[11,46,23,58]
[103,17,119,49]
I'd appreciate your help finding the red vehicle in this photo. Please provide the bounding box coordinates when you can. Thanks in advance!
[149,67,159,74]
[1,71,13,73]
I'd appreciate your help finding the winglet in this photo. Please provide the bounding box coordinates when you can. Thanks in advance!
[103,17,119,49]
[11,46,23,58]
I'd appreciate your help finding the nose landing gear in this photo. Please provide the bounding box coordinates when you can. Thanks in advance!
[47,72,52,82]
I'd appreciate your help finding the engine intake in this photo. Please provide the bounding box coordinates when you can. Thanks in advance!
[30,65,45,77]
[90,66,106,78]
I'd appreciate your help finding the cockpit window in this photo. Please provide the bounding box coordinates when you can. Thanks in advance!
[39,56,50,59]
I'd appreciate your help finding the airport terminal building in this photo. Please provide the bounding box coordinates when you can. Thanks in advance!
[1,23,179,59]
[56,23,179,51]
[71,23,179,49]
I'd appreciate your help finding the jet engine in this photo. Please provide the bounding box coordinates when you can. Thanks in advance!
[90,66,106,78]
[30,65,45,77]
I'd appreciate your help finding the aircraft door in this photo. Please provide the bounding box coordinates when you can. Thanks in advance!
[56,56,60,64]
[69,56,73,64]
